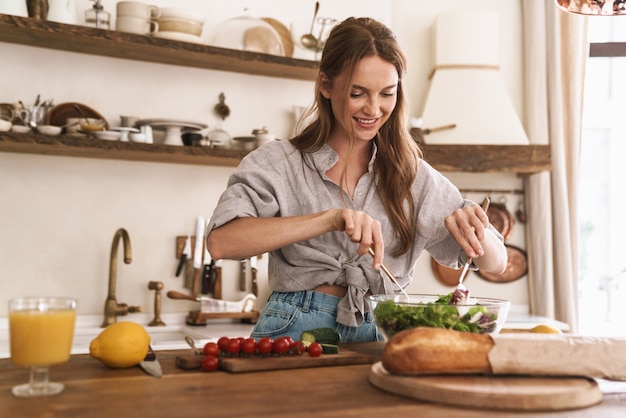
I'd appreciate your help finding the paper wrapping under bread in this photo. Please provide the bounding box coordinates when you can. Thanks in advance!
[488,333,626,381]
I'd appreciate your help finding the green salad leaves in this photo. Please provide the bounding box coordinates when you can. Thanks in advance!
[373,293,499,337]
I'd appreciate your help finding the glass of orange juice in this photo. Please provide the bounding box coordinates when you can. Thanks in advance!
[9,297,77,397]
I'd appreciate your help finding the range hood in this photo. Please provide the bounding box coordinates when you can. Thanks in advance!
[420,12,529,145]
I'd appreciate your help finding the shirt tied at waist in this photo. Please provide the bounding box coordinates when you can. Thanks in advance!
[336,260,386,327]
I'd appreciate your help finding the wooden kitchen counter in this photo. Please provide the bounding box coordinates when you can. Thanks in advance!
[0,342,624,418]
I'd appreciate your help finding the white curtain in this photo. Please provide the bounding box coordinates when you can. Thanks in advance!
[521,1,588,332]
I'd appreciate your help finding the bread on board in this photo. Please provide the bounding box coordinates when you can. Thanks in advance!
[381,327,494,375]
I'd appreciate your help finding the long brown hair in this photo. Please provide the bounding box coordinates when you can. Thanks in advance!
[291,17,422,256]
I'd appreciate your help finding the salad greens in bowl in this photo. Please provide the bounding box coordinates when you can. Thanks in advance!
[367,290,510,340]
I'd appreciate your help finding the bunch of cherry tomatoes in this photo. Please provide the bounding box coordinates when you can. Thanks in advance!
[201,336,323,372]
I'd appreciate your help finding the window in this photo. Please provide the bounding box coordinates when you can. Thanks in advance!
[578,18,626,336]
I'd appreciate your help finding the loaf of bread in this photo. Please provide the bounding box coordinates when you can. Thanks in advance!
[381,327,494,375]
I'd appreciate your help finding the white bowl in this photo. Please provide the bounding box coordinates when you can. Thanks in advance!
[0,119,12,132]
[159,8,205,23]
[155,17,203,36]
[129,132,147,143]
[37,125,62,136]
[94,130,122,141]
[11,125,31,133]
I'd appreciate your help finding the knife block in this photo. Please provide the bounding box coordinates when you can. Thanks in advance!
[175,235,260,326]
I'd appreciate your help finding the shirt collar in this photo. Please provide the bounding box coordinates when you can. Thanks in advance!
[308,141,379,174]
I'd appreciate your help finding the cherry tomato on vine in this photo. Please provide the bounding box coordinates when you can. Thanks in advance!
[203,342,219,357]
[257,337,273,355]
[307,342,323,357]
[289,340,306,356]
[272,337,290,355]
[241,338,257,355]
[202,355,219,372]
[217,336,230,352]
[226,338,242,354]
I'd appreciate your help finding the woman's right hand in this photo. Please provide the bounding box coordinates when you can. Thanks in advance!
[328,209,384,270]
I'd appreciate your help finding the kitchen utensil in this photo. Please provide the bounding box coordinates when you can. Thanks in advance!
[261,17,294,57]
[175,235,190,277]
[184,336,202,355]
[300,1,320,49]
[192,216,205,296]
[220,344,375,373]
[46,102,109,130]
[477,244,528,283]
[369,362,602,412]
[166,290,257,313]
[36,125,62,136]
[111,127,139,142]
[94,130,121,141]
[430,257,466,287]
[138,345,162,378]
[135,118,207,146]
[201,242,213,294]
[456,197,491,292]
[487,200,514,241]
[250,256,258,296]
[367,248,409,299]
[238,258,247,292]
[211,16,285,56]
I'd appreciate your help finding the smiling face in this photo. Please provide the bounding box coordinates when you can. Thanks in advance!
[320,55,399,144]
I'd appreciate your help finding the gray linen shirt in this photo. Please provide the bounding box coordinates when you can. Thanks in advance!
[207,140,496,327]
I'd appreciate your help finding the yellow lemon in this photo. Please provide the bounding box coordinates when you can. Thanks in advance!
[529,324,562,334]
[89,321,150,368]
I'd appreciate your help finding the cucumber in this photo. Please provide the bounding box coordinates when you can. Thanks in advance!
[320,343,339,354]
[299,328,341,347]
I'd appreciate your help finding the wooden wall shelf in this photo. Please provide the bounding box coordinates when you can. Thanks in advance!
[0,14,319,81]
[0,132,551,173]
[0,14,551,174]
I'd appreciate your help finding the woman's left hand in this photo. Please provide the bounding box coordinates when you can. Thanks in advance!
[444,202,490,259]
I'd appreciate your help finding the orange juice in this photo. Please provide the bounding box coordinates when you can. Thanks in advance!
[9,309,76,367]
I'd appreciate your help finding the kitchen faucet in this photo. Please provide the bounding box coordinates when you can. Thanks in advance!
[101,228,141,327]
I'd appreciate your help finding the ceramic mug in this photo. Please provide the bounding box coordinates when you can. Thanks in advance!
[116,1,160,20]
[116,16,158,35]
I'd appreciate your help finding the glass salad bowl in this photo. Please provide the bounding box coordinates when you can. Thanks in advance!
[367,292,510,340]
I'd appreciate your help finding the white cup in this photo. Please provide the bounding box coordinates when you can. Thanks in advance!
[116,1,160,20]
[0,0,28,16]
[116,16,158,35]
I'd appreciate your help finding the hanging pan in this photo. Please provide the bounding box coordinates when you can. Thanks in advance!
[486,201,515,242]
[431,257,465,287]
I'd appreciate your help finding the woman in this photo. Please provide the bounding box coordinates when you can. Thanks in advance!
[206,17,507,342]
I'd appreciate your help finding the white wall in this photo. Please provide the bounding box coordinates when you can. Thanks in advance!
[0,0,528,319]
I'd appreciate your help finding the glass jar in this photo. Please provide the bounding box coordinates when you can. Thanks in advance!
[85,0,110,29]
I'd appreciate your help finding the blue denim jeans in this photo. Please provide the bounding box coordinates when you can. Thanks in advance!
[250,290,383,342]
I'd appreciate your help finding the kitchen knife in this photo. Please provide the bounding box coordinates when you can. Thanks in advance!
[239,258,248,292]
[139,345,162,378]
[192,216,205,296]
[175,235,191,277]
[250,256,258,296]
[201,243,213,294]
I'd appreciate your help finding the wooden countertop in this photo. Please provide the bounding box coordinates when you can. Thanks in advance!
[0,342,624,417]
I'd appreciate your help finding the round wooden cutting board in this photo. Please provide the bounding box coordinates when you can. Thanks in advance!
[369,362,603,412]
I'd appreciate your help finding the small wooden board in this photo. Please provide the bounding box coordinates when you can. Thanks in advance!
[369,362,603,412]
[219,347,375,373]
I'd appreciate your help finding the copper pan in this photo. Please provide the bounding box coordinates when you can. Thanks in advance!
[487,202,514,242]
[431,257,464,287]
